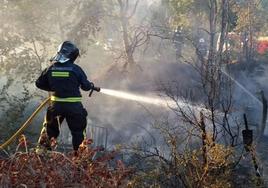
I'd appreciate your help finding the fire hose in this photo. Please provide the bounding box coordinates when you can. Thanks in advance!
[0,97,50,150]
[0,85,101,150]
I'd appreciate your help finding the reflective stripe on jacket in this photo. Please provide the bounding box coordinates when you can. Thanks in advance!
[51,96,82,102]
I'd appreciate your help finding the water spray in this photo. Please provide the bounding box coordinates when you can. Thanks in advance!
[100,89,172,107]
[96,88,208,113]
[221,67,262,106]
[91,71,262,115]
[93,68,262,107]
[88,84,186,108]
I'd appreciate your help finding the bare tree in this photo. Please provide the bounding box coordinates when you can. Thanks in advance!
[104,0,150,71]
[127,1,253,187]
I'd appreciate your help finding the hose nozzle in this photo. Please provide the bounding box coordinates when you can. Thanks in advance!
[89,83,101,97]
[94,87,101,92]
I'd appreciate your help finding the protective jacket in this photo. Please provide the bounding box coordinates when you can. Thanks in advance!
[36,60,93,101]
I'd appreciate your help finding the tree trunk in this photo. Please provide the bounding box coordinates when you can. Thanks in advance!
[200,112,208,169]
[118,0,135,66]
[217,0,229,64]
[208,0,217,66]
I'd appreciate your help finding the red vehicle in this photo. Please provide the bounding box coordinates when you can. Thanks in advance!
[257,37,268,55]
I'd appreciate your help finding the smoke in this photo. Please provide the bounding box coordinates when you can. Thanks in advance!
[82,59,206,147]
[1,0,267,149]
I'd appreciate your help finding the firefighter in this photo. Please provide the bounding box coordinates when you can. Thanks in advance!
[196,37,208,59]
[173,26,183,60]
[36,41,94,151]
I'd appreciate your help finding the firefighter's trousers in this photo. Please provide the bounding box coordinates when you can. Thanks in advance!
[42,102,88,151]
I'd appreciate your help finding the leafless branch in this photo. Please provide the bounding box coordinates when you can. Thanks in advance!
[127,0,139,19]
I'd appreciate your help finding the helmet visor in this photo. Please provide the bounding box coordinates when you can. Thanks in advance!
[51,53,70,63]
[51,41,79,63]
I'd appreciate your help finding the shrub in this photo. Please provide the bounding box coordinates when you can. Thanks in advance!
[0,138,131,187]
